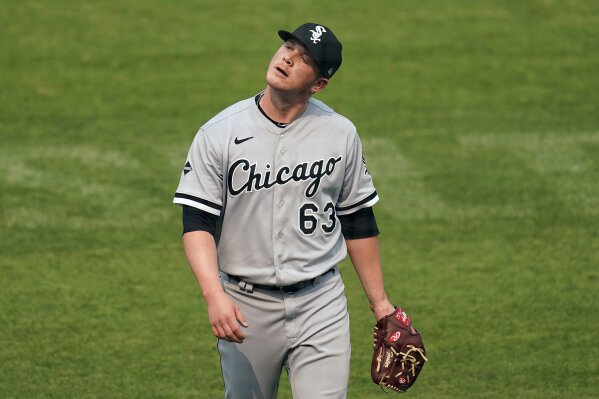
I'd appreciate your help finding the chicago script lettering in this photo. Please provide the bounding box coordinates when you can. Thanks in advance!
[228,156,343,197]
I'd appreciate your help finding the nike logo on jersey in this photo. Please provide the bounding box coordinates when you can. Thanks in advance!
[227,156,343,198]
[234,136,254,145]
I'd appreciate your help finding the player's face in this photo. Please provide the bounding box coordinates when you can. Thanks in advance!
[266,39,328,94]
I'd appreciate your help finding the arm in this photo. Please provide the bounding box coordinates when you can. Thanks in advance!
[346,236,395,321]
[183,231,248,343]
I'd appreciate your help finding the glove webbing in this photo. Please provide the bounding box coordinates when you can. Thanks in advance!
[379,345,427,392]
[392,345,428,378]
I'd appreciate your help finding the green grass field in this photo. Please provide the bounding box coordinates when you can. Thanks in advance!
[1,1,598,398]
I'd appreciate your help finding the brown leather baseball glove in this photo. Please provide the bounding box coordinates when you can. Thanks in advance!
[371,307,427,393]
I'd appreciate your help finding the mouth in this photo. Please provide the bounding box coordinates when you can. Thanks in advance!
[275,66,288,77]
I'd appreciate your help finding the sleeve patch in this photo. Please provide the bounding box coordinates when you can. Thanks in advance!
[183,161,193,175]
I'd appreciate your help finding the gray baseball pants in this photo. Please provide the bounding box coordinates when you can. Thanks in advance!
[218,268,351,399]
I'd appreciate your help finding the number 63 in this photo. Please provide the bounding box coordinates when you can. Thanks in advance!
[299,202,336,235]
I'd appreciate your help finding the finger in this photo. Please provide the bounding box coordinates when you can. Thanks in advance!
[226,319,245,342]
[234,306,249,328]
[214,326,231,341]
[223,322,243,343]
[214,325,227,340]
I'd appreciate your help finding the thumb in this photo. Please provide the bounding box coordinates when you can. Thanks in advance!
[235,306,249,328]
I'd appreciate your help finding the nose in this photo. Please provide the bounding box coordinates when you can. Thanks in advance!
[283,47,300,66]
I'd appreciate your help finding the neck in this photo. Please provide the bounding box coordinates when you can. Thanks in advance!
[260,86,310,124]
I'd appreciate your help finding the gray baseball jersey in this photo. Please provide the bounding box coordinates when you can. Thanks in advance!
[173,93,378,286]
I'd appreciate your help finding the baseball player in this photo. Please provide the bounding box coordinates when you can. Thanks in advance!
[173,23,395,399]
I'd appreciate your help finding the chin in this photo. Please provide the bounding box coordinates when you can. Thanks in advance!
[265,74,290,91]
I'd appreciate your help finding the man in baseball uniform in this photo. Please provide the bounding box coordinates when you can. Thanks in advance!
[174,23,395,398]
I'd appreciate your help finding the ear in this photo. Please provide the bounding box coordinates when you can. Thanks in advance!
[310,77,329,94]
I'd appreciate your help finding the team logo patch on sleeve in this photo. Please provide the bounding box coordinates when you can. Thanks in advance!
[362,154,371,175]
[183,161,193,175]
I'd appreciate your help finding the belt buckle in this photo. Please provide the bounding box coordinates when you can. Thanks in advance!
[279,284,294,294]
[281,280,311,294]
[279,271,329,294]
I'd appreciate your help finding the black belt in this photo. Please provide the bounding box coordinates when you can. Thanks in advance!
[226,268,335,294]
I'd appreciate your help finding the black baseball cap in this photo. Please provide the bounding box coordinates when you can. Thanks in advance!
[278,23,342,79]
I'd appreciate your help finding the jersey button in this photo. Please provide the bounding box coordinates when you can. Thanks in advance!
[281,134,286,139]
[278,232,284,239]
[278,200,285,207]
[280,150,286,157]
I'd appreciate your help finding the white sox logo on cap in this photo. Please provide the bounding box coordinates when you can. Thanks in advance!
[309,26,327,44]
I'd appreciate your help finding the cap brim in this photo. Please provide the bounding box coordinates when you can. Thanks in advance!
[278,30,310,51]
[278,30,293,42]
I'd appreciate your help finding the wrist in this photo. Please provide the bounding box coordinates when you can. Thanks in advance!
[371,300,395,320]
[201,285,226,304]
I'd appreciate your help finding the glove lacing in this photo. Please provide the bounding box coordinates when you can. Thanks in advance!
[379,345,428,392]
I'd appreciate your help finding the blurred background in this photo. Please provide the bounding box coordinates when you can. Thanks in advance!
[1,1,597,397]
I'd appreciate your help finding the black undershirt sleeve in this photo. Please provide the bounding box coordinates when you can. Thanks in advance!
[338,206,380,239]
[182,205,218,236]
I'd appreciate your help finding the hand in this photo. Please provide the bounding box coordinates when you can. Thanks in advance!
[372,300,396,321]
[206,293,249,343]
[373,302,417,333]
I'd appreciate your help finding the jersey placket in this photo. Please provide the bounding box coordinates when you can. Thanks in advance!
[272,130,288,285]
